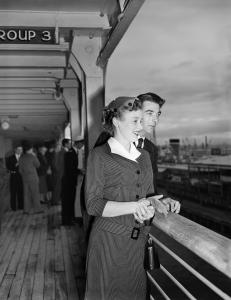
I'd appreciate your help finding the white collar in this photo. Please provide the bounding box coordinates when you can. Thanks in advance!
[108,137,141,162]
[15,153,20,160]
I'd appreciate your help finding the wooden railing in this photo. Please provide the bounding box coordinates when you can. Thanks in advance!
[149,212,231,299]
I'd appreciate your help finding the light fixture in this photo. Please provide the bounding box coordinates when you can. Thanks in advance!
[54,81,63,101]
[1,118,10,130]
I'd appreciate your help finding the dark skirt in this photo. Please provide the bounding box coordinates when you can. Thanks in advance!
[46,174,55,191]
[85,226,147,300]
[39,175,48,193]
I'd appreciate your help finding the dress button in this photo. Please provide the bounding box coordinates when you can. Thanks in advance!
[136,183,140,188]
[136,170,140,174]
[136,195,139,199]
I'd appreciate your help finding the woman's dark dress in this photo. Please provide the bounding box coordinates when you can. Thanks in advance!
[85,143,154,300]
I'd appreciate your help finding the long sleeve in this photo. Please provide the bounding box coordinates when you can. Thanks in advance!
[33,156,40,169]
[85,149,107,216]
[142,149,155,197]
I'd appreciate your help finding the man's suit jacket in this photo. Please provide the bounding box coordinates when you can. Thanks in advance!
[143,138,158,193]
[65,148,78,186]
[6,154,19,173]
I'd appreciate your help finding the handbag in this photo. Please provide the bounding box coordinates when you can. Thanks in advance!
[144,234,160,270]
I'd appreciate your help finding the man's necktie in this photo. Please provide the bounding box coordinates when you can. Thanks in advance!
[137,138,143,149]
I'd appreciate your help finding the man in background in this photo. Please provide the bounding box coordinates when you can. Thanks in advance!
[63,140,79,225]
[53,138,71,206]
[55,138,71,225]
[6,145,24,211]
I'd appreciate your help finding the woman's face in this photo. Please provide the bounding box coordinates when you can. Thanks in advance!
[113,109,142,143]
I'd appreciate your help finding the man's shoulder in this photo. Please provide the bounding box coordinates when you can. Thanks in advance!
[8,154,15,161]
[144,138,157,150]
[90,143,109,155]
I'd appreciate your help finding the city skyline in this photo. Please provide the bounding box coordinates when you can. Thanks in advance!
[106,0,231,145]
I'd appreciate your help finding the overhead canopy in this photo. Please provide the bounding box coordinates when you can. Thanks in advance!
[0,0,145,142]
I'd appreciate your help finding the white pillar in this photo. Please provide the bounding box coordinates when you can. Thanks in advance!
[70,33,106,150]
[69,33,107,218]
[63,87,81,140]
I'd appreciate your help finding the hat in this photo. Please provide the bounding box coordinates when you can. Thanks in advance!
[106,96,139,111]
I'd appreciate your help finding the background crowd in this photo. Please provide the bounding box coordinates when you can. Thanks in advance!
[4,139,84,224]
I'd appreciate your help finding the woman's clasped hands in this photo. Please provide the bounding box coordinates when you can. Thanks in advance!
[133,198,155,223]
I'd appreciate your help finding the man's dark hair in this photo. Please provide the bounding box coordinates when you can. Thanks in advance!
[137,92,165,108]
[22,141,33,152]
[62,138,70,147]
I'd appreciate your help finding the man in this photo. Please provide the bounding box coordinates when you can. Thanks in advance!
[6,145,24,210]
[55,138,72,225]
[137,92,180,213]
[63,140,79,225]
[53,138,71,206]
[37,145,48,204]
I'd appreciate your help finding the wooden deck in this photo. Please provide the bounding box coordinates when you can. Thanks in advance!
[0,206,86,300]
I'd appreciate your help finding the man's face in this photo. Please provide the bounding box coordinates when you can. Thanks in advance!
[66,140,71,150]
[39,146,47,155]
[15,146,23,155]
[141,101,161,134]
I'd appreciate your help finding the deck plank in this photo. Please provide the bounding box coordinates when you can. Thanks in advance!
[20,215,42,300]
[0,206,85,300]
[6,215,32,275]
[8,215,35,300]
[0,275,14,300]
[44,240,55,300]
[55,272,68,300]
[0,213,26,285]
[32,213,47,300]
[0,212,22,264]
[61,226,79,300]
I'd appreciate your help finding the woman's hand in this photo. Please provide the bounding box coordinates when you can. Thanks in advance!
[133,198,155,223]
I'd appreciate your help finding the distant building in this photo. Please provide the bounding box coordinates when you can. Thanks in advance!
[169,139,180,160]
[211,148,221,155]
[191,148,210,159]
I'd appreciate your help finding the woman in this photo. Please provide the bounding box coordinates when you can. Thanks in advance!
[85,97,155,300]
[19,142,43,214]
[37,145,48,204]
[46,142,57,204]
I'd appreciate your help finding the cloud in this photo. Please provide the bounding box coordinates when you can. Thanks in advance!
[106,0,231,143]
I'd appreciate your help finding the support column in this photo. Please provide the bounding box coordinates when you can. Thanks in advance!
[69,33,107,218]
[70,33,106,150]
[63,86,81,140]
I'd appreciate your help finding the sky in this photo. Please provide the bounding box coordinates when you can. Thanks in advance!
[106,0,231,146]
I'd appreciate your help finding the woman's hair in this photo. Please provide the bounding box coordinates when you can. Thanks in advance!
[102,97,142,135]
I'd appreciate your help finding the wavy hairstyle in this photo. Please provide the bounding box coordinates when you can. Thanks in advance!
[102,97,142,135]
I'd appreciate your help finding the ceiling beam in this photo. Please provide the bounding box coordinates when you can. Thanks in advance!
[0,52,66,67]
[0,89,53,95]
[0,68,65,78]
[0,11,109,29]
[0,80,56,89]
[0,111,66,116]
[0,106,66,111]
[0,94,54,100]
[0,100,65,106]
[97,0,145,67]
[0,43,69,52]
